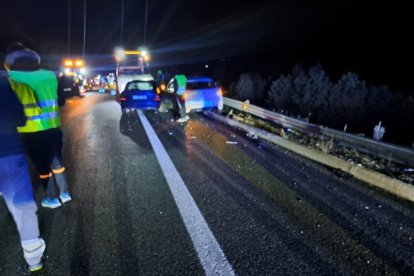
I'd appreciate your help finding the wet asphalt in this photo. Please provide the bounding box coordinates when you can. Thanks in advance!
[1,93,414,276]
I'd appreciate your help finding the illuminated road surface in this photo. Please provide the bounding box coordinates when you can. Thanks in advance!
[1,93,414,275]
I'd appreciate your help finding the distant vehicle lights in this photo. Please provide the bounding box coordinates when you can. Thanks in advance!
[75,60,84,67]
[62,58,87,76]
[113,47,150,63]
[63,59,84,68]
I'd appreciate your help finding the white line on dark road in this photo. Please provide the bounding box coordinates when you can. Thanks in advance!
[137,110,235,276]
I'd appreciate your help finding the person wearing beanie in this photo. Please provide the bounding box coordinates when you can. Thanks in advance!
[5,42,72,209]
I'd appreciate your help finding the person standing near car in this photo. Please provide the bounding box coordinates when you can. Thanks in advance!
[0,75,46,272]
[172,74,189,122]
[4,42,71,209]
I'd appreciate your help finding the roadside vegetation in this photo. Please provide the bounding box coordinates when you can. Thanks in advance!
[222,106,414,185]
[226,65,414,147]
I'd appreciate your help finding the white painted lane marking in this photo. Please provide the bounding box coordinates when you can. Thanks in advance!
[137,110,235,276]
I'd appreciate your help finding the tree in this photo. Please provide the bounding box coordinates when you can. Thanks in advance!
[304,64,333,124]
[365,85,392,126]
[227,81,236,98]
[268,74,293,112]
[262,63,413,145]
[234,73,255,101]
[252,73,267,102]
[328,72,368,129]
[290,65,309,116]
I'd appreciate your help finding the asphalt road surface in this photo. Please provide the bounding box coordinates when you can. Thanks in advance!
[1,93,414,275]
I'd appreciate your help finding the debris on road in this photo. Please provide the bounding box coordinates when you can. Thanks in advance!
[226,141,238,145]
[246,132,258,139]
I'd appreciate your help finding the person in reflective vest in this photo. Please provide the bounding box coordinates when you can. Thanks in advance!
[173,74,189,122]
[0,75,46,272]
[5,42,71,209]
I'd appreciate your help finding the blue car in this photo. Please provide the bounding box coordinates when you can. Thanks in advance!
[166,76,224,113]
[120,80,160,111]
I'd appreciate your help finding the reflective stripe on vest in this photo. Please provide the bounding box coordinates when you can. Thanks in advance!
[17,116,61,133]
[27,111,59,121]
[23,100,57,109]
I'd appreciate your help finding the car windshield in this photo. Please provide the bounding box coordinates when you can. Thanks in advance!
[186,81,216,90]
[126,81,153,91]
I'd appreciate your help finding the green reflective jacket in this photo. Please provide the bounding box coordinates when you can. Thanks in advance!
[175,75,187,95]
[8,69,60,133]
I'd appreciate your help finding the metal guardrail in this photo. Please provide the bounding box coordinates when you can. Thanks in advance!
[223,97,414,167]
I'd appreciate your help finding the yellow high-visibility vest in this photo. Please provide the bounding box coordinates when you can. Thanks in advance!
[8,69,61,133]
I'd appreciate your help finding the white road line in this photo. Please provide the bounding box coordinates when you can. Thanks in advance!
[137,110,235,276]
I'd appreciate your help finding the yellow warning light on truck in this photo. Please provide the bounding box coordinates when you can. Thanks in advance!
[63,59,85,68]
[62,58,87,76]
[64,60,73,67]
[114,47,150,63]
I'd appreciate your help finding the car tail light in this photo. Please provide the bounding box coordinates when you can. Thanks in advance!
[120,97,127,101]
[154,95,160,101]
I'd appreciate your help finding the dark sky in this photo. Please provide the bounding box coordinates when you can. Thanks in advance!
[0,0,413,93]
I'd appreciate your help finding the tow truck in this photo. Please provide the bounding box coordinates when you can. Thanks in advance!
[114,47,151,94]
[59,58,87,97]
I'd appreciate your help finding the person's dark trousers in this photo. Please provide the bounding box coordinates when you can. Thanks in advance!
[22,128,69,199]
[173,93,187,119]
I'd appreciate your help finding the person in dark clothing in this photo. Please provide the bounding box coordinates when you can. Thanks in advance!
[0,76,46,272]
[5,42,71,209]
[172,75,189,122]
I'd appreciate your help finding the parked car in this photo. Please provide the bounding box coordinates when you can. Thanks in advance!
[166,76,223,113]
[119,79,160,111]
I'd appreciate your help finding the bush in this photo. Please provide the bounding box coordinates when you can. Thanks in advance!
[268,74,293,112]
[234,73,267,102]
[265,64,414,145]
[328,72,368,128]
[268,64,333,123]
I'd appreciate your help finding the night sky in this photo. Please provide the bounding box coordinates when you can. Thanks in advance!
[0,0,412,93]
